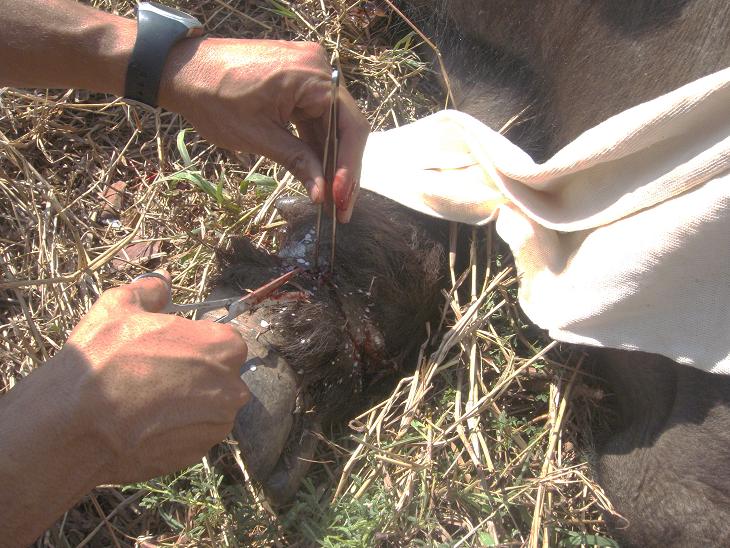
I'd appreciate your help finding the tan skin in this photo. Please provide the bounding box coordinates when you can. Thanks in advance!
[159,37,366,213]
[0,0,369,544]
[0,273,250,545]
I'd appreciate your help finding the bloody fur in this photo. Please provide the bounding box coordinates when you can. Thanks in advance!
[216,192,446,419]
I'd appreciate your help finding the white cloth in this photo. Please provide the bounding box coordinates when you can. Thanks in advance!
[361,67,730,373]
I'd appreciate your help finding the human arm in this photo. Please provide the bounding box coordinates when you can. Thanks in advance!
[0,0,367,221]
[0,1,135,101]
[0,273,249,545]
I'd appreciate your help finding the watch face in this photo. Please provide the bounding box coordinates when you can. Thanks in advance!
[139,2,203,29]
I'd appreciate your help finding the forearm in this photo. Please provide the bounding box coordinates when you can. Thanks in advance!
[0,0,134,95]
[0,353,108,546]
[0,1,367,218]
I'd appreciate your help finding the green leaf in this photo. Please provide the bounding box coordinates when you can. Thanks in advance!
[164,170,217,199]
[478,531,497,545]
[558,531,620,547]
[393,32,416,51]
[176,129,193,167]
[244,172,277,187]
[240,173,277,197]
[248,173,278,191]
[265,0,295,18]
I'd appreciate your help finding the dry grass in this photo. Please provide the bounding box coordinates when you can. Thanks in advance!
[0,1,619,546]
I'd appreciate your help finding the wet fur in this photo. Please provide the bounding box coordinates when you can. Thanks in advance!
[217,192,446,419]
[400,0,730,544]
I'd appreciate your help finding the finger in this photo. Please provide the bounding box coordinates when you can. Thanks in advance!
[236,379,251,407]
[128,269,172,312]
[334,90,369,222]
[258,125,325,204]
[216,325,249,369]
[295,122,327,203]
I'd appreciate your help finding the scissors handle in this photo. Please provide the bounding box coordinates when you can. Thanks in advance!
[132,268,301,323]
[132,272,242,316]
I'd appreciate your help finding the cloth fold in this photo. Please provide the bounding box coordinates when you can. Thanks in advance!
[361,67,730,373]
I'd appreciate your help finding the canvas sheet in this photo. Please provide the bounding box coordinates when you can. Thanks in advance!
[360,67,730,372]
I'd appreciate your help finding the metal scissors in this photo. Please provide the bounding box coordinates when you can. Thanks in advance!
[132,268,301,323]
[314,67,340,273]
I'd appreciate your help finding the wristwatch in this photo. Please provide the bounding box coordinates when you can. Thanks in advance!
[124,2,204,108]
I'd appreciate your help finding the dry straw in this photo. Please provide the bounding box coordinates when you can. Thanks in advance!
[1,1,618,545]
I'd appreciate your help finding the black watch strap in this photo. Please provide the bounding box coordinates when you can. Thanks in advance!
[124,2,203,108]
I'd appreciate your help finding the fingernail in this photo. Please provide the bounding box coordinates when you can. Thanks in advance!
[305,179,322,203]
[336,175,356,211]
[338,205,354,224]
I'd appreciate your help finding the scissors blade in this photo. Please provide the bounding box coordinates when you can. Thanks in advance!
[214,268,302,324]
[162,297,239,315]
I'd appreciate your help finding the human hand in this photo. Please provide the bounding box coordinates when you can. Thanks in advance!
[158,38,369,223]
[52,270,249,483]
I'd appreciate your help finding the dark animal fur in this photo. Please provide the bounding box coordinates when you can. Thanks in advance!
[399,0,730,544]
[406,0,730,160]
[596,350,730,547]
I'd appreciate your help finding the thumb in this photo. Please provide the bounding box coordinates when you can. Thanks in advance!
[128,269,172,313]
[259,127,325,203]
